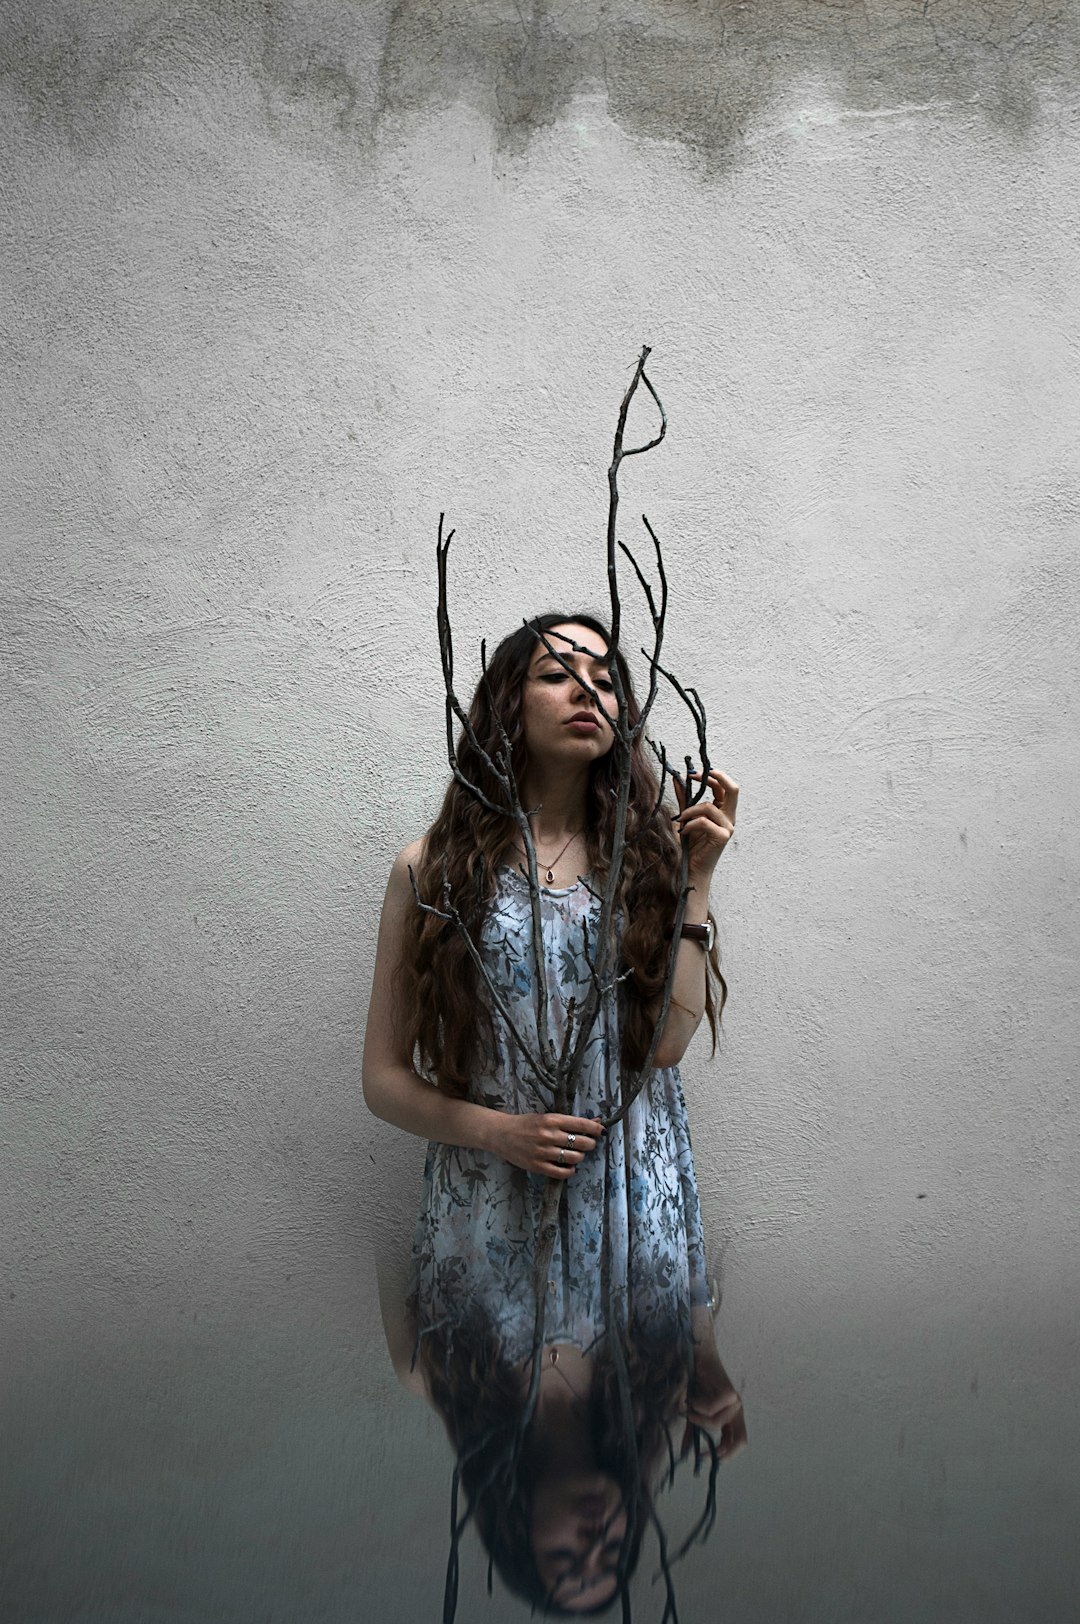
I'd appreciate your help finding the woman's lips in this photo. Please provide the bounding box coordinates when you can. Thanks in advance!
[566,715,600,731]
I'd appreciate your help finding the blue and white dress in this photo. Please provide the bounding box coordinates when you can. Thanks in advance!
[410,865,708,1364]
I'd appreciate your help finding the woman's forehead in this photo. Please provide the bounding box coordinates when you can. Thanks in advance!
[529,622,610,666]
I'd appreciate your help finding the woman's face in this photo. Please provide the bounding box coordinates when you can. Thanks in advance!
[519,622,618,769]
[530,1472,628,1611]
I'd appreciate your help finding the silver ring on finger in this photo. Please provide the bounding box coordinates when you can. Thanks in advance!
[567,1133,576,1149]
[557,1148,566,1166]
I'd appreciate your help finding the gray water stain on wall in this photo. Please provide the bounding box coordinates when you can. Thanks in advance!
[1,0,1076,168]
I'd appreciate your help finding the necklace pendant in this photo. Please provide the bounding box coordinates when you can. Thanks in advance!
[545,866,555,884]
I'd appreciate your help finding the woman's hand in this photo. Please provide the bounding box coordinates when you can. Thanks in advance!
[681,1353,748,1463]
[673,768,738,896]
[487,1111,604,1180]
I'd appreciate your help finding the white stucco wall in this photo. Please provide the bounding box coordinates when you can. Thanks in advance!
[2,3,1078,1620]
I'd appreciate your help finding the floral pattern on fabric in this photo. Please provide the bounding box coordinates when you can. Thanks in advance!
[410,865,708,1365]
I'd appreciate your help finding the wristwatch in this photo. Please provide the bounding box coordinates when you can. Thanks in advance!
[679,919,715,952]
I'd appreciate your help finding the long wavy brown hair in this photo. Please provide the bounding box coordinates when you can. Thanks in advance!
[416,1306,708,1620]
[400,612,725,1095]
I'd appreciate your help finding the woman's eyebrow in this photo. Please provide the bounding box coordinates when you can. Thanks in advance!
[533,648,610,667]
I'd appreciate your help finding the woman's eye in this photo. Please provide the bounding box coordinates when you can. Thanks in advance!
[537,671,612,690]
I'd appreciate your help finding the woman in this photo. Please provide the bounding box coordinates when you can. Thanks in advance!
[364,613,744,1613]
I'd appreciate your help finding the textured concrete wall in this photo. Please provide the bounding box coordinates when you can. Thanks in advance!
[2,3,1078,1620]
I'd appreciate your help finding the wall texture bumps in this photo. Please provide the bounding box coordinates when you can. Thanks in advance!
[2,4,1078,1620]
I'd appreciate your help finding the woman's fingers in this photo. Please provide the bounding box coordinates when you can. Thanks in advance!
[674,805,735,861]
[683,1391,748,1460]
[496,1111,606,1179]
[687,1392,742,1429]
[684,769,739,816]
[696,767,739,805]
[547,1114,603,1142]
[677,804,734,836]
[543,1118,602,1160]
[538,1114,602,1179]
[674,771,737,848]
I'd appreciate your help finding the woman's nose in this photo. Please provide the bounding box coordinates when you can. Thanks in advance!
[581,1537,610,1582]
[577,1515,610,1550]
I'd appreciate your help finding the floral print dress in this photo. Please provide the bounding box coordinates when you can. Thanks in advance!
[410,865,708,1364]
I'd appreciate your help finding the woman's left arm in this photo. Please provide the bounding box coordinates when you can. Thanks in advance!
[652,768,738,1069]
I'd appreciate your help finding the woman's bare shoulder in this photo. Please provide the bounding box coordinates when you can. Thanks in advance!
[388,837,428,888]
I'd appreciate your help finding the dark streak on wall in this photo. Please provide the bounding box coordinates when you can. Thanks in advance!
[0,0,1076,170]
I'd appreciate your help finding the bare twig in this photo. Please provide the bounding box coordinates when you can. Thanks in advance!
[438,522,564,1076]
[648,1498,682,1624]
[427,350,722,1623]
[430,351,717,1129]
[667,1429,720,1562]
[524,621,621,735]
[624,514,669,738]
[649,655,712,803]
[648,738,673,819]
[408,865,555,1102]
[437,518,516,817]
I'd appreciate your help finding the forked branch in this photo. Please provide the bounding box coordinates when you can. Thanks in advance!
[426,347,723,1624]
[426,344,716,1394]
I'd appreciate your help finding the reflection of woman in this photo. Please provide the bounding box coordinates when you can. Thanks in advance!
[364,613,745,1611]
[380,1301,747,1615]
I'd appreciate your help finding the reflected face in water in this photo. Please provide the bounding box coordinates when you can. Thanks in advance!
[531,1473,628,1612]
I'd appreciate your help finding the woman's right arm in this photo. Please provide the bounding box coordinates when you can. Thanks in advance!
[362,843,602,1178]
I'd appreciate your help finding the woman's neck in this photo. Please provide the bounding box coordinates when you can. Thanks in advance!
[519,764,590,843]
[529,1350,597,1473]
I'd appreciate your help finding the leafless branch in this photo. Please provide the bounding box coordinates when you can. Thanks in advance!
[437,520,562,1075]
[425,353,723,1623]
[667,1429,720,1562]
[648,738,673,818]
[650,655,712,802]
[436,518,516,816]
[408,864,555,1103]
[623,514,669,738]
[524,622,622,736]
[575,873,606,905]
[648,1498,682,1624]
[429,351,715,1133]
[607,344,667,657]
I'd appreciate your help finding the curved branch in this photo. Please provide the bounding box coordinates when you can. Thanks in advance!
[408,866,555,1102]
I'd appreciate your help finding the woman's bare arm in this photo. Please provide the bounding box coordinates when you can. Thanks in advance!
[362,844,602,1177]
[651,887,714,1068]
[363,843,502,1148]
[651,769,738,1068]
